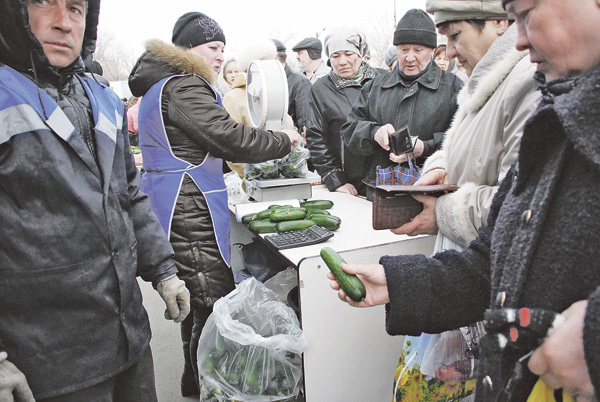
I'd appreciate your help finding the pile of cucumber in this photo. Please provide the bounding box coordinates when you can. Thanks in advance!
[200,336,302,400]
[241,200,341,234]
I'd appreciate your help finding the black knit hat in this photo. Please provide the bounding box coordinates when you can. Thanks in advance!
[393,9,437,48]
[292,37,323,59]
[172,12,226,49]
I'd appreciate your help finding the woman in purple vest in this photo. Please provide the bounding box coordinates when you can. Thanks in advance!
[129,12,301,397]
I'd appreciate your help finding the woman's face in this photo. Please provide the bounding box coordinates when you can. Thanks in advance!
[189,41,225,78]
[434,49,450,70]
[224,62,239,85]
[440,20,508,76]
[330,51,362,79]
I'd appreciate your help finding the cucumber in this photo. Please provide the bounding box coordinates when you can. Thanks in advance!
[241,213,259,224]
[305,208,331,219]
[311,215,341,231]
[270,204,294,209]
[269,208,307,222]
[256,208,274,220]
[320,247,366,302]
[248,220,278,234]
[276,219,315,232]
[300,200,334,210]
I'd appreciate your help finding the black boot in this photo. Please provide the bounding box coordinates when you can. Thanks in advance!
[180,312,200,397]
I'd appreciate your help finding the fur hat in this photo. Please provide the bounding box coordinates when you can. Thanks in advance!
[172,12,226,49]
[426,0,511,26]
[237,39,277,72]
[393,9,437,48]
[292,37,323,59]
[324,27,367,58]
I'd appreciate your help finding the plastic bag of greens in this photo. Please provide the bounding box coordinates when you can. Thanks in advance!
[197,277,307,402]
[279,143,310,178]
[244,159,280,180]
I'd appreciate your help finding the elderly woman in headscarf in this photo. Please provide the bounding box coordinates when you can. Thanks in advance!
[305,27,381,196]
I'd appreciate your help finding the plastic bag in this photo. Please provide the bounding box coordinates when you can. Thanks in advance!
[393,333,477,402]
[197,277,307,402]
[224,171,248,206]
[244,144,311,180]
[236,238,289,283]
[245,159,280,180]
[420,323,484,381]
[264,267,298,305]
[527,378,574,402]
[278,143,310,178]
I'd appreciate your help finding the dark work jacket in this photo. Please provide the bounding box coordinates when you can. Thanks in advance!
[0,0,177,398]
[0,65,175,400]
[285,63,311,132]
[381,67,600,400]
[306,62,380,193]
[341,62,463,188]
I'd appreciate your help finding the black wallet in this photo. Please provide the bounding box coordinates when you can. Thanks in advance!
[372,184,459,230]
[389,126,414,155]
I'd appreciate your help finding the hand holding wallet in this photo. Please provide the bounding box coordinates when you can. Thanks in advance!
[372,184,459,230]
[389,126,414,155]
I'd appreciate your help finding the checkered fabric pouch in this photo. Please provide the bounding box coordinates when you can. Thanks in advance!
[375,160,421,186]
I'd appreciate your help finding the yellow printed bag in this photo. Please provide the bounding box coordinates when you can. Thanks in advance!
[527,378,573,402]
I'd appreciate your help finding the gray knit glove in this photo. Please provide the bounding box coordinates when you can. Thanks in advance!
[0,352,35,402]
[156,274,190,323]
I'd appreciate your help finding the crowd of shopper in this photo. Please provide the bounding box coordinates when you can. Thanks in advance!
[1,0,598,400]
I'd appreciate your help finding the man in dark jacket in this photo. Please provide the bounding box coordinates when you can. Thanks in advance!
[0,0,190,400]
[292,37,331,83]
[330,0,600,399]
[273,39,312,134]
[305,27,380,196]
[341,9,463,198]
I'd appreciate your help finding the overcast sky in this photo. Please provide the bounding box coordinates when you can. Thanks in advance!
[97,0,428,60]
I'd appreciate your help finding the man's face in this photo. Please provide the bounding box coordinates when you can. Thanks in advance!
[295,49,312,71]
[330,51,362,79]
[28,0,87,68]
[395,45,434,76]
[507,0,600,80]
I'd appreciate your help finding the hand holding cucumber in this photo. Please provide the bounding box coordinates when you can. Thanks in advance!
[321,247,390,307]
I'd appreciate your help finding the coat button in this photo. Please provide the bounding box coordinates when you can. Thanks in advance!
[192,246,198,252]
[112,250,119,260]
[483,375,493,391]
[521,209,532,224]
[495,291,507,307]
[197,272,203,278]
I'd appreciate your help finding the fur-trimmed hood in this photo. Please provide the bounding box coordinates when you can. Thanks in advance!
[128,39,217,97]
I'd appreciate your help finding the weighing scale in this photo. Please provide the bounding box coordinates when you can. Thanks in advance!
[244,59,315,202]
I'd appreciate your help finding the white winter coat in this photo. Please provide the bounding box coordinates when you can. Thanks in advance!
[423,24,541,247]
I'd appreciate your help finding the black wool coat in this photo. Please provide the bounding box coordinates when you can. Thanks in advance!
[305,62,380,193]
[381,65,600,400]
